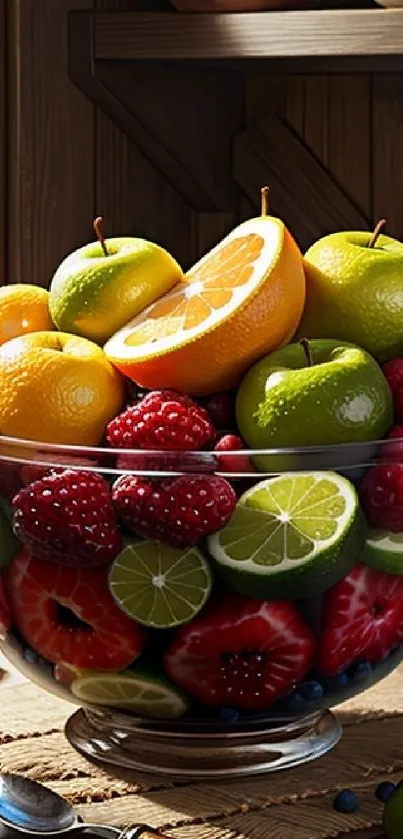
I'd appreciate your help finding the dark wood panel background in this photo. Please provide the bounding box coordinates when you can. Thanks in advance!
[2,0,403,289]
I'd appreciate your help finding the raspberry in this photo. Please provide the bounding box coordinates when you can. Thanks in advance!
[112,474,237,548]
[382,359,403,394]
[214,435,253,473]
[360,463,403,531]
[106,390,216,454]
[12,469,121,567]
[202,392,235,430]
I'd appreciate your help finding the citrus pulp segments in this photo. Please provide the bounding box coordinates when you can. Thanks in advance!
[70,671,190,718]
[361,530,403,575]
[108,540,213,628]
[207,472,365,600]
[103,216,306,395]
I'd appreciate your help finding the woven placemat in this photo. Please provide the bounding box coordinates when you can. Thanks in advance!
[3,663,403,839]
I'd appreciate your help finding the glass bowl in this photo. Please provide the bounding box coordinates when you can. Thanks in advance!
[0,433,402,779]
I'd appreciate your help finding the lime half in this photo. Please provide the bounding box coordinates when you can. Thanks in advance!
[108,540,212,628]
[207,472,365,600]
[362,529,403,575]
[70,670,189,718]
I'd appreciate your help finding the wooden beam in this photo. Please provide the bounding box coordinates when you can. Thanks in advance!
[94,9,403,62]
[234,114,370,250]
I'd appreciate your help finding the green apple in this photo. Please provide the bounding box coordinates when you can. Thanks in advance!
[49,219,183,345]
[236,339,393,472]
[298,223,403,362]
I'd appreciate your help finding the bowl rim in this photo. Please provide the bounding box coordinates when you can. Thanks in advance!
[0,432,398,478]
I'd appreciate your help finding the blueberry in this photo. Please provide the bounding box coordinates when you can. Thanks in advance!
[300,680,325,702]
[335,671,349,687]
[23,648,38,665]
[220,707,240,724]
[279,692,308,714]
[326,671,349,691]
[333,790,359,814]
[375,781,396,802]
[23,648,52,671]
[350,660,372,681]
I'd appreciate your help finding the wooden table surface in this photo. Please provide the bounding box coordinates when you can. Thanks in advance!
[0,653,393,839]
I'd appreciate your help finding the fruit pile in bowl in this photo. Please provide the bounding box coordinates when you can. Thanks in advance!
[2,193,403,776]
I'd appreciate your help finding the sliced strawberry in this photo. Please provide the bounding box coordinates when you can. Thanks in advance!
[5,548,146,670]
[316,563,403,676]
[0,574,10,635]
[164,592,316,711]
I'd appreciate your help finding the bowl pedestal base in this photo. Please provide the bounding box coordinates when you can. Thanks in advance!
[65,707,341,778]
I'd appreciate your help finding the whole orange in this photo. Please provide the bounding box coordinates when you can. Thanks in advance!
[0,284,54,345]
[0,331,124,446]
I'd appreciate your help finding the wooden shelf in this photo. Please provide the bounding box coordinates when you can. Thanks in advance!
[94,8,403,62]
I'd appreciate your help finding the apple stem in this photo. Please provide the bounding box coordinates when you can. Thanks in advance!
[93,216,109,257]
[300,338,313,368]
[261,186,270,217]
[368,218,387,249]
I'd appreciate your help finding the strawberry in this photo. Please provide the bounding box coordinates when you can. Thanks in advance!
[5,549,146,669]
[106,389,215,453]
[12,469,121,567]
[316,563,403,676]
[164,592,316,710]
[112,474,236,548]
[0,575,10,635]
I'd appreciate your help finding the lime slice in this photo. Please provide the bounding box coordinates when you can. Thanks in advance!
[207,472,365,600]
[108,540,212,628]
[361,529,403,575]
[70,669,190,718]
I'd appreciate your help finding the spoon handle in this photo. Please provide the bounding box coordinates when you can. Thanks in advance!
[117,826,171,839]
[82,824,171,839]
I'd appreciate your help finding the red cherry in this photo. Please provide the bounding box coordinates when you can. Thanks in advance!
[214,435,254,473]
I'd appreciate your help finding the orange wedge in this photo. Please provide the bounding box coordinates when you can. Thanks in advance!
[104,193,305,395]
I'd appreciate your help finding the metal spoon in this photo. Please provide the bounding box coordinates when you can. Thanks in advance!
[0,774,165,839]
